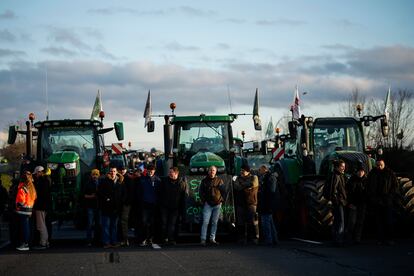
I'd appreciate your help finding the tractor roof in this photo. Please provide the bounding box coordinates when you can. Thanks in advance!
[314,117,358,126]
[33,119,103,128]
[171,114,236,124]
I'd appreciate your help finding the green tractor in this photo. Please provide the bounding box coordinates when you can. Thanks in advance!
[8,112,124,225]
[145,94,261,233]
[272,113,391,237]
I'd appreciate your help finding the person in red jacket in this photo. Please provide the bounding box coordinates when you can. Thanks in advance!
[15,171,37,251]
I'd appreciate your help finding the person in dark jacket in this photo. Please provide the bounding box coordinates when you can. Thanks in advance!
[119,166,134,246]
[257,165,279,246]
[138,164,161,246]
[199,166,225,246]
[345,164,367,244]
[367,159,398,245]
[32,166,51,249]
[159,167,187,245]
[83,169,100,246]
[234,164,259,244]
[323,159,347,246]
[97,166,123,248]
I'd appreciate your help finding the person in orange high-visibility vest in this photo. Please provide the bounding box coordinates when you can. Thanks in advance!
[15,171,37,251]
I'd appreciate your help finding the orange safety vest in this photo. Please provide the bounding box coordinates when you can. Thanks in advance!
[15,182,37,215]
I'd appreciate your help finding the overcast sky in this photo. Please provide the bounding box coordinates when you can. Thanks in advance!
[1,1,414,150]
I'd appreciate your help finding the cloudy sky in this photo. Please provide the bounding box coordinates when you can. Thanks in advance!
[1,1,414,150]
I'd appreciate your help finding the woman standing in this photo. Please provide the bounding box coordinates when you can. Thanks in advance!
[15,171,37,251]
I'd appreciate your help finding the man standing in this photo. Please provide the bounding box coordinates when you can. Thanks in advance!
[199,166,225,246]
[32,166,51,249]
[138,164,161,246]
[159,167,187,245]
[367,159,398,245]
[97,166,123,248]
[323,160,347,246]
[119,166,133,246]
[257,165,279,246]
[345,163,367,244]
[234,164,259,244]
[84,169,100,246]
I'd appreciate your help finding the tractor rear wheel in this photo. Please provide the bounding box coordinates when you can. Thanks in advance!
[398,177,414,215]
[300,178,333,238]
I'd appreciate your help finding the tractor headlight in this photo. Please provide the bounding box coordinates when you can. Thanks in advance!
[217,167,225,173]
[190,168,198,173]
[64,162,76,170]
[47,163,58,170]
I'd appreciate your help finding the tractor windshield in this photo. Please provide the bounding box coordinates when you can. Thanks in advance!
[313,121,363,171]
[40,127,97,167]
[177,122,230,154]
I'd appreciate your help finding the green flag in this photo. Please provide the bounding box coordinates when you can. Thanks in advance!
[90,90,103,120]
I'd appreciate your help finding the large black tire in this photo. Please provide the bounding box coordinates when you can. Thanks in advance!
[398,177,414,215]
[300,179,333,237]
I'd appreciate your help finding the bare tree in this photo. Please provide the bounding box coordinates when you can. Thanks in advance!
[340,88,366,117]
[365,89,414,149]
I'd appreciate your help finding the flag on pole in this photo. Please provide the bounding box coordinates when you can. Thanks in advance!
[290,85,300,120]
[143,90,152,127]
[90,90,103,120]
[253,88,262,130]
[384,87,391,120]
[265,117,274,138]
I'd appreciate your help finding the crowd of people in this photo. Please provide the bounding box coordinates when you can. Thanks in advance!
[323,158,399,247]
[0,157,400,251]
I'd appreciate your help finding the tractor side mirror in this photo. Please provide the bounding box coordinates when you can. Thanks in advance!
[380,117,389,137]
[8,125,18,144]
[114,122,124,141]
[147,120,155,133]
[288,121,297,139]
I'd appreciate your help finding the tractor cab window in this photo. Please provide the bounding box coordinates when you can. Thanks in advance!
[177,122,230,154]
[313,122,363,171]
[40,127,97,167]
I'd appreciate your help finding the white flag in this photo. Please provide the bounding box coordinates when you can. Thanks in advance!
[290,85,300,120]
[143,90,152,127]
[384,87,391,120]
[90,90,103,120]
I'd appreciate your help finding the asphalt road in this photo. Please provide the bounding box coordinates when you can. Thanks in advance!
[1,238,413,276]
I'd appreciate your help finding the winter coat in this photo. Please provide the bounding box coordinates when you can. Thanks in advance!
[234,174,259,207]
[159,176,187,210]
[199,176,225,206]
[83,177,99,209]
[121,173,135,206]
[33,175,51,211]
[346,174,367,206]
[97,173,123,216]
[323,170,347,206]
[367,167,398,207]
[15,182,37,215]
[257,171,278,214]
[139,174,161,205]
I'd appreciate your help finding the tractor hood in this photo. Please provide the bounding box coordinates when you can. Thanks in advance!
[48,151,80,164]
[190,151,225,170]
[320,150,371,176]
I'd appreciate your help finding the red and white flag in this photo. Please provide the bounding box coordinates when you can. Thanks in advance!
[290,85,300,120]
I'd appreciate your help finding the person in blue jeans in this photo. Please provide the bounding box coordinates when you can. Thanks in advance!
[199,166,226,246]
[84,169,101,246]
[97,167,123,248]
[257,165,279,246]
